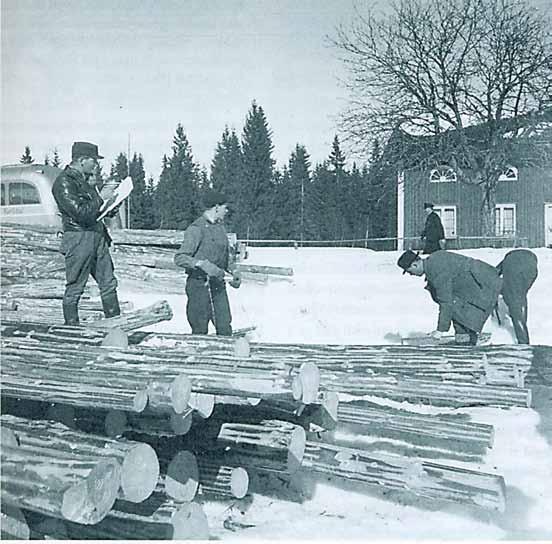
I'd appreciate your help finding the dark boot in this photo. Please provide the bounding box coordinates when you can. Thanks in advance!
[101,292,121,318]
[62,303,80,326]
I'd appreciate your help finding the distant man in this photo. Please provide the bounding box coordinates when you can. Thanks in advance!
[397,249,502,345]
[174,190,241,336]
[52,141,121,325]
[421,202,445,254]
[496,249,538,344]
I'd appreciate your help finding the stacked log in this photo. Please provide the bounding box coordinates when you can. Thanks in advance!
[1,443,121,524]
[1,415,160,503]
[197,460,249,500]
[1,504,30,540]
[337,400,494,454]
[303,440,506,513]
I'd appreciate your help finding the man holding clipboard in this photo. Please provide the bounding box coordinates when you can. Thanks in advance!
[52,141,124,325]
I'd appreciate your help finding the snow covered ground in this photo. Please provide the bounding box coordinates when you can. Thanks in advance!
[121,247,552,540]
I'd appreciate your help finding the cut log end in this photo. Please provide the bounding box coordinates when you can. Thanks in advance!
[165,450,200,502]
[61,459,121,524]
[170,409,194,435]
[189,393,215,419]
[101,327,129,348]
[133,389,149,413]
[291,376,303,401]
[233,337,251,358]
[298,362,320,404]
[172,375,192,414]
[1,427,19,447]
[287,425,307,474]
[171,502,210,540]
[230,467,249,499]
[104,410,127,437]
[121,443,160,503]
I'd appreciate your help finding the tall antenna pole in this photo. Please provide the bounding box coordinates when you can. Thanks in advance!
[127,132,131,229]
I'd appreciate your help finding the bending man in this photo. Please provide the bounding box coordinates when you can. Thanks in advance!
[496,249,538,344]
[174,190,241,336]
[397,249,502,345]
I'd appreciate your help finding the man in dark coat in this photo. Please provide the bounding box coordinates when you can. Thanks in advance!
[174,190,241,336]
[398,249,502,345]
[421,202,445,254]
[52,141,121,325]
[496,249,538,344]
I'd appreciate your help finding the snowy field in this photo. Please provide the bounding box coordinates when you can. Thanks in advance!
[121,247,552,540]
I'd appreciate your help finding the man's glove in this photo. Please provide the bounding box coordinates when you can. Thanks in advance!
[196,259,224,279]
[229,270,242,289]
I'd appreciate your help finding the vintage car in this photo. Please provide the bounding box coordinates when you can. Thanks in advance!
[1,164,62,227]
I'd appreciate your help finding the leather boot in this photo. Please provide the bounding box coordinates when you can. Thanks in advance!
[62,303,80,326]
[101,292,121,318]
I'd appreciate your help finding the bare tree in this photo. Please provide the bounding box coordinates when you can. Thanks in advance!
[333,0,552,234]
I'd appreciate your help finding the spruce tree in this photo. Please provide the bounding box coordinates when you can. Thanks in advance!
[128,153,148,229]
[211,127,243,210]
[156,125,200,229]
[240,101,276,238]
[20,146,34,164]
[52,149,61,168]
[286,144,311,242]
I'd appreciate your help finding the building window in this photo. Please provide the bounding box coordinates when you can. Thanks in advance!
[498,166,518,182]
[7,181,41,205]
[433,205,457,238]
[495,204,516,236]
[429,166,457,183]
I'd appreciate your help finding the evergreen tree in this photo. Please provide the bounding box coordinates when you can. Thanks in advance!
[240,101,276,238]
[156,125,200,229]
[146,175,160,229]
[128,153,149,229]
[20,146,34,164]
[286,144,311,242]
[44,154,50,166]
[52,149,62,168]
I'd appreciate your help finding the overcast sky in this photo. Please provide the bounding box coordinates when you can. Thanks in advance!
[1,0,375,178]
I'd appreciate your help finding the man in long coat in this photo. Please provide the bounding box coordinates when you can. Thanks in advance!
[421,202,445,254]
[398,249,502,345]
[496,249,538,344]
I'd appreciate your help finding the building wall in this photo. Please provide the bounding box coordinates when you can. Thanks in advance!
[403,165,552,248]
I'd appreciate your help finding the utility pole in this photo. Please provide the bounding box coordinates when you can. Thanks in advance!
[127,132,131,229]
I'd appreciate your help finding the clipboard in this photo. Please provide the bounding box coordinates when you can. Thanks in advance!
[97,176,134,221]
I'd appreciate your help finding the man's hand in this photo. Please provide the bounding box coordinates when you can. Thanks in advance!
[100,194,117,213]
[196,259,224,279]
[229,270,242,289]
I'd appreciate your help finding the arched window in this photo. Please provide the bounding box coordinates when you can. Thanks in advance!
[498,166,518,182]
[429,166,457,183]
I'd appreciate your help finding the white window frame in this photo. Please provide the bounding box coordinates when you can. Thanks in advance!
[498,166,518,182]
[429,166,457,183]
[495,203,516,237]
[433,205,457,238]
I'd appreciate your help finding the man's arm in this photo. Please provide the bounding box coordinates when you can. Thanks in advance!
[174,226,202,269]
[427,271,454,332]
[52,176,100,227]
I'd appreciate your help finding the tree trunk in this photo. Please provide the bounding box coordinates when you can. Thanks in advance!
[86,300,173,331]
[1,444,121,524]
[1,414,159,503]
[304,441,506,512]
[197,460,249,499]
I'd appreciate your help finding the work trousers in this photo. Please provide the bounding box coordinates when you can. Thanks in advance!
[185,276,232,336]
[61,230,118,307]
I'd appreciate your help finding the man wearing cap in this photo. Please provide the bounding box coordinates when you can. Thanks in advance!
[421,203,445,254]
[174,190,241,336]
[52,141,121,325]
[397,249,502,345]
[496,249,538,344]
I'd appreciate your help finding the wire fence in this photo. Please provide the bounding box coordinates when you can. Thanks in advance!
[241,235,530,251]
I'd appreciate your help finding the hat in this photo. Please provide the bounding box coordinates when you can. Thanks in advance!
[203,189,228,210]
[71,141,104,160]
[397,250,420,274]
[423,202,434,209]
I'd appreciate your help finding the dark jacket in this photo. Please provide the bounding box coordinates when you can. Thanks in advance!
[422,211,445,253]
[424,250,502,333]
[52,166,104,233]
[496,249,538,300]
[174,216,230,278]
